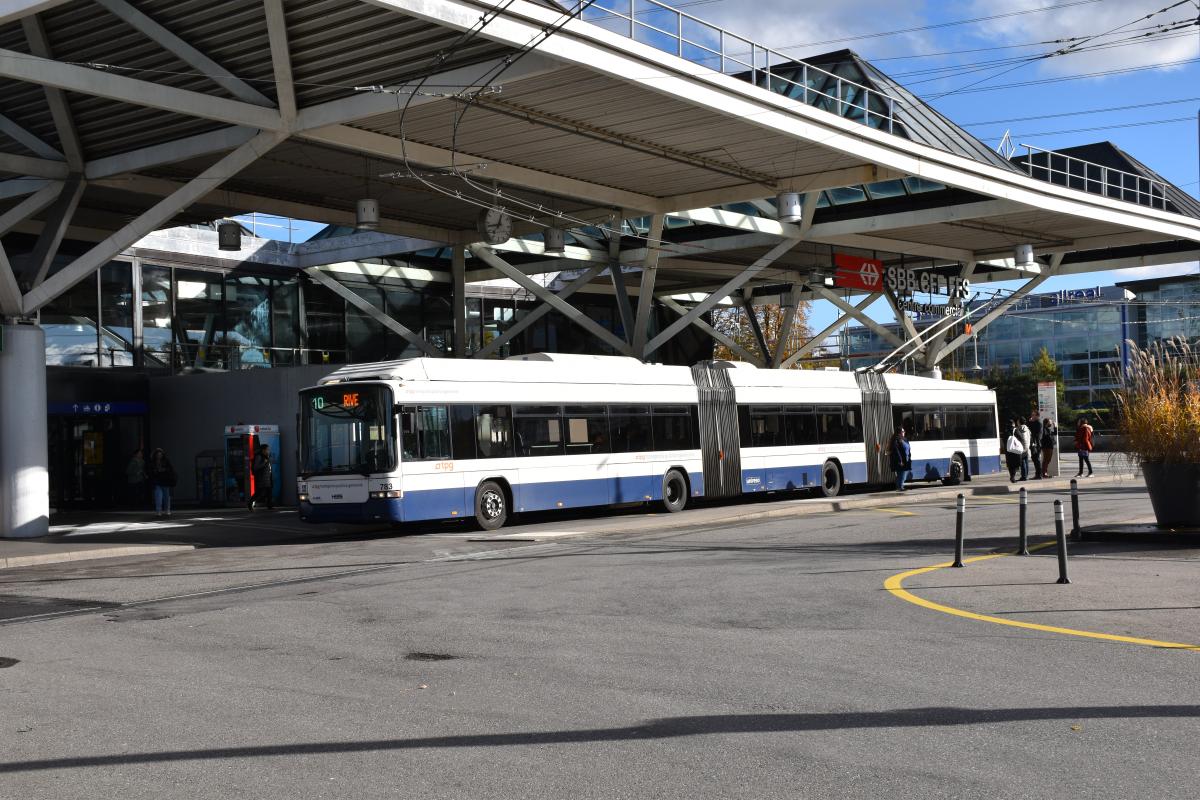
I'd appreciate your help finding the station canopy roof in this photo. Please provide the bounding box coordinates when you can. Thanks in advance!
[0,0,1197,319]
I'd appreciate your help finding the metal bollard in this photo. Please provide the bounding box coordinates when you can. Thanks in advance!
[1054,499,1071,584]
[953,493,965,568]
[1017,487,1029,555]
[1070,478,1081,539]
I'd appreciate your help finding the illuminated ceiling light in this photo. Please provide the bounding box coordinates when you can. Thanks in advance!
[1014,243,1035,267]
[776,191,803,224]
[543,227,566,257]
[356,198,380,230]
[217,219,241,251]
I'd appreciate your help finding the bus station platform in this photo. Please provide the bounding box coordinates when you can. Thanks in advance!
[0,454,1136,570]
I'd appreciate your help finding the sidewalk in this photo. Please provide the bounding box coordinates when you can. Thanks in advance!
[0,458,1138,570]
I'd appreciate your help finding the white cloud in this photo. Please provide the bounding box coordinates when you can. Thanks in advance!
[965,0,1199,77]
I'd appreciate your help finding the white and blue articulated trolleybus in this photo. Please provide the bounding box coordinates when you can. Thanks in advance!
[297,354,1000,530]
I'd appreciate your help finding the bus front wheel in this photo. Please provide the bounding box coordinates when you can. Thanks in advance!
[474,480,508,531]
[661,469,688,513]
[820,460,843,498]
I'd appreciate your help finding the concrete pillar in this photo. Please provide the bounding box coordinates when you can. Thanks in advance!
[0,323,49,538]
[922,366,943,380]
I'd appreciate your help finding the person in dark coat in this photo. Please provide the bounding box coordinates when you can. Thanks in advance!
[889,427,912,492]
[1028,410,1043,479]
[1005,420,1025,483]
[148,448,175,518]
[1040,417,1058,478]
[249,443,274,511]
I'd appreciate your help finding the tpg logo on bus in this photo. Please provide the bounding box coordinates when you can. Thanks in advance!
[886,266,970,300]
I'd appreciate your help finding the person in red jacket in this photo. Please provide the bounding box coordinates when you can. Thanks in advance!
[1074,417,1094,478]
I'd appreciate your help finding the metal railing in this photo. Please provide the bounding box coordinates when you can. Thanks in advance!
[581,0,900,134]
[1018,144,1169,211]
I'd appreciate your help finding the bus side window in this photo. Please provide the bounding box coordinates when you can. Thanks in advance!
[418,406,451,460]
[451,405,477,460]
[475,405,514,459]
[844,404,863,442]
[400,408,419,460]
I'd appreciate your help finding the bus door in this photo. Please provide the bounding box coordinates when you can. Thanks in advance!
[691,363,742,499]
[854,372,894,486]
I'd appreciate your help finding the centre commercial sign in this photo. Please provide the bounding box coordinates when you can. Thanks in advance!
[832,253,970,316]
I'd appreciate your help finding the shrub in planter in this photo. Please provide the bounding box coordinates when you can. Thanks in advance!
[1114,339,1200,527]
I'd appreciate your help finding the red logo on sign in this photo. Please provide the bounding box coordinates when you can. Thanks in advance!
[833,253,884,292]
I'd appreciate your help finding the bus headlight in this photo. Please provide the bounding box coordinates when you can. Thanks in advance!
[369,490,403,499]
[298,493,309,502]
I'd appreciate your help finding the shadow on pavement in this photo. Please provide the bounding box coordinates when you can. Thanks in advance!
[2,705,1197,773]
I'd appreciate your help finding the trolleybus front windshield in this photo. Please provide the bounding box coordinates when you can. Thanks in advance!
[300,385,394,477]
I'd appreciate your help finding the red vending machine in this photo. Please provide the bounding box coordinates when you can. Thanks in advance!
[224,424,281,506]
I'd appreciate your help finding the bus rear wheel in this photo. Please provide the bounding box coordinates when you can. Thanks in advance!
[474,480,508,531]
[661,469,688,513]
[820,460,843,498]
[949,454,968,484]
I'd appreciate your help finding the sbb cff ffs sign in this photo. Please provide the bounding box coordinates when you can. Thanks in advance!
[833,253,971,300]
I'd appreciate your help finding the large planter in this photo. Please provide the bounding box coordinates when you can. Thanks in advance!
[1142,461,1200,528]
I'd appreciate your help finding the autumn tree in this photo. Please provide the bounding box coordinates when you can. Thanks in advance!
[710,299,813,366]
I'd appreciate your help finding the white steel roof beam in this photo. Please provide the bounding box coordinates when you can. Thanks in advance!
[0,245,20,315]
[94,0,274,107]
[0,180,60,236]
[303,265,440,357]
[84,127,259,179]
[808,284,904,348]
[659,294,764,367]
[644,239,800,359]
[933,253,1063,365]
[0,1,71,27]
[0,48,284,131]
[23,130,287,314]
[301,124,660,214]
[473,262,608,359]
[781,293,881,369]
[469,242,635,356]
[28,173,84,286]
[771,282,803,368]
[632,213,665,354]
[0,151,67,179]
[262,0,296,121]
[0,177,50,200]
[0,110,61,160]
[21,14,81,170]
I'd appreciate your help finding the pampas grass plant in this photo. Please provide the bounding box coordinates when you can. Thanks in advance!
[1114,338,1200,463]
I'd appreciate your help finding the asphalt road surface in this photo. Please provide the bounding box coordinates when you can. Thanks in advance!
[3,482,1198,799]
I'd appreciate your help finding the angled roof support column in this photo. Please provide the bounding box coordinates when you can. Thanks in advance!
[0,248,20,315]
[883,284,922,352]
[28,172,84,286]
[23,129,287,314]
[262,0,296,120]
[659,294,764,367]
[0,110,61,160]
[0,178,50,200]
[631,214,665,355]
[473,263,608,359]
[645,239,800,359]
[469,243,634,356]
[304,267,440,358]
[781,293,881,369]
[933,254,1063,366]
[771,282,803,368]
[808,284,904,348]
[94,0,273,106]
[923,260,976,370]
[451,246,466,358]
[608,225,635,342]
[21,14,81,169]
[85,127,258,179]
[0,180,61,236]
[737,290,769,363]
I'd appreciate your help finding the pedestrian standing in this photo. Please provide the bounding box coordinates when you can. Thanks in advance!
[1005,420,1025,483]
[1040,416,1058,478]
[1015,416,1032,481]
[1028,410,1043,480]
[148,447,176,518]
[1074,417,1095,477]
[248,443,274,511]
[889,427,912,492]
[125,448,146,507]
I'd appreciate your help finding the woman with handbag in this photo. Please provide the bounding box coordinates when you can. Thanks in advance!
[1005,419,1026,483]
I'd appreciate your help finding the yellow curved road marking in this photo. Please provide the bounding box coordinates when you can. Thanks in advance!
[885,546,1200,651]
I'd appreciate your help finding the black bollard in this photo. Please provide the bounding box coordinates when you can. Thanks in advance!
[1017,487,1029,555]
[1054,499,1071,584]
[953,493,965,568]
[1070,478,1081,539]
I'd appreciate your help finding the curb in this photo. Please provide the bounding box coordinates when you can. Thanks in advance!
[1,544,195,570]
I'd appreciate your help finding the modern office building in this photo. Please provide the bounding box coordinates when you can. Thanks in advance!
[838,272,1199,407]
